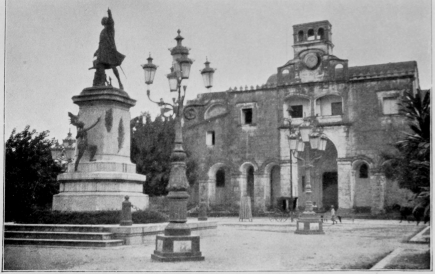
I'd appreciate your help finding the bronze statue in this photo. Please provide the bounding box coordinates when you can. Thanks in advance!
[68,112,101,172]
[90,8,125,89]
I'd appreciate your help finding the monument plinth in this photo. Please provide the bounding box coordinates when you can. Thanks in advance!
[52,86,148,212]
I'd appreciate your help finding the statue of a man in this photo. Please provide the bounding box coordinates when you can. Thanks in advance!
[91,8,125,90]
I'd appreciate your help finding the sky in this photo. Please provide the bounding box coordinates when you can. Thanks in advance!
[4,0,432,141]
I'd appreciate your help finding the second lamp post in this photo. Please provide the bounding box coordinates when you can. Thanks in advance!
[286,116,328,234]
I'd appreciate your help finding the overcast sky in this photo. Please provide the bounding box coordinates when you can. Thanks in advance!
[4,0,432,141]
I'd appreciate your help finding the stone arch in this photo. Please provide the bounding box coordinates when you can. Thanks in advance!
[298,30,304,42]
[261,160,281,208]
[307,28,315,41]
[239,161,259,174]
[317,28,325,39]
[206,162,232,206]
[239,162,258,209]
[314,94,343,116]
[204,103,227,120]
[284,95,311,119]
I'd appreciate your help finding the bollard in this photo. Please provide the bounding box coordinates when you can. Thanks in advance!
[120,196,133,226]
[198,201,208,221]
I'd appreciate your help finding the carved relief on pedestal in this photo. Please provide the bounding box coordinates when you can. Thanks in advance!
[105,108,113,132]
[118,118,124,151]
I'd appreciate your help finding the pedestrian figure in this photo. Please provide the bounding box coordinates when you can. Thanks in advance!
[331,205,337,224]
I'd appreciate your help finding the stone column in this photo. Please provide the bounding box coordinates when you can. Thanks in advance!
[206,178,216,205]
[255,174,267,210]
[370,171,386,214]
[198,179,209,206]
[350,170,356,208]
[337,159,352,209]
[231,175,242,206]
[280,162,291,197]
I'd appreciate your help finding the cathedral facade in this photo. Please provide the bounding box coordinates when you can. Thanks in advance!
[183,20,420,214]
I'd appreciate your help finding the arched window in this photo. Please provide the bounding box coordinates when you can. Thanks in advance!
[216,168,225,187]
[298,30,304,42]
[359,164,368,178]
[317,28,325,39]
[307,29,315,41]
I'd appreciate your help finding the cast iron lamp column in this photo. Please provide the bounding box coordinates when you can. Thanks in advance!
[287,116,328,234]
[141,30,215,262]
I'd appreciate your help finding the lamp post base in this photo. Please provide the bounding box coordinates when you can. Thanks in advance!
[295,213,324,234]
[151,234,204,262]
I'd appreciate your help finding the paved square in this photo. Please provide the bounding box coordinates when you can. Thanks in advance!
[4,218,428,271]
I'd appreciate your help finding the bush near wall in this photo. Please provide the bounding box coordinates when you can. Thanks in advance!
[12,209,169,225]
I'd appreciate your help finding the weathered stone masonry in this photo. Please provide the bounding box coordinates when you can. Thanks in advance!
[183,20,420,213]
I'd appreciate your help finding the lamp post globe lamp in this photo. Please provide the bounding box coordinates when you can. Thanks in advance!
[141,54,157,85]
[200,58,216,89]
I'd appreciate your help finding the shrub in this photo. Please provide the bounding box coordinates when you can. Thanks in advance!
[13,209,168,224]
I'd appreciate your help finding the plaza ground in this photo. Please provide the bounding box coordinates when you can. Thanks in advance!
[3,217,430,271]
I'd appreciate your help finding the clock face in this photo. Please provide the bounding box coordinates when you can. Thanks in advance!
[304,53,319,69]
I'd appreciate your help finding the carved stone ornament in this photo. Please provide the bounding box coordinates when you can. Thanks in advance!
[118,118,124,152]
[105,108,113,132]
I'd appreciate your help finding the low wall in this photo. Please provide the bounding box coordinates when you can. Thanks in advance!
[104,220,217,245]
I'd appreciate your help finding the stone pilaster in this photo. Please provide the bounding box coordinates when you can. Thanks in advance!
[206,179,216,205]
[255,174,267,210]
[370,171,386,214]
[279,162,291,197]
[337,159,352,209]
[350,170,356,208]
[198,179,209,205]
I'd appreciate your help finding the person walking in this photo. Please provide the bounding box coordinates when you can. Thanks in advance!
[331,205,338,224]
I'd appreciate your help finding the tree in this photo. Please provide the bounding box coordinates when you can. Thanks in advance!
[382,89,430,193]
[5,126,62,221]
[131,113,198,196]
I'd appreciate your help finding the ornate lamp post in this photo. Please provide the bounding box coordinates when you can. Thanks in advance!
[286,116,328,234]
[51,130,76,172]
[142,30,215,262]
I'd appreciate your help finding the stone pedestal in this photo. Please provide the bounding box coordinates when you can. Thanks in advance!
[52,86,149,212]
[295,213,324,234]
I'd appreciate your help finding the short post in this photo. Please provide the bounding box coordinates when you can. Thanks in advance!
[198,200,208,221]
[120,196,133,226]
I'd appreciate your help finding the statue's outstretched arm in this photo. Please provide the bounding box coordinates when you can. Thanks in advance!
[107,8,114,25]
[84,117,101,132]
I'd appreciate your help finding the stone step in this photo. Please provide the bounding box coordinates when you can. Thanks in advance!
[5,238,124,247]
[5,231,114,241]
[5,224,107,233]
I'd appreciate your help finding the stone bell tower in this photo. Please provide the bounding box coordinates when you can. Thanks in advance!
[292,20,334,56]
[276,20,348,85]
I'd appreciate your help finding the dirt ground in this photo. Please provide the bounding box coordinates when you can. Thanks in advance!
[3,218,430,271]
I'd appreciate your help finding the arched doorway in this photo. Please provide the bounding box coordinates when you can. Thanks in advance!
[247,166,255,209]
[215,168,226,205]
[270,166,280,207]
[297,137,337,210]
[322,172,338,210]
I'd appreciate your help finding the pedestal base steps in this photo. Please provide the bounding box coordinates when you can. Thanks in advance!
[4,221,217,247]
